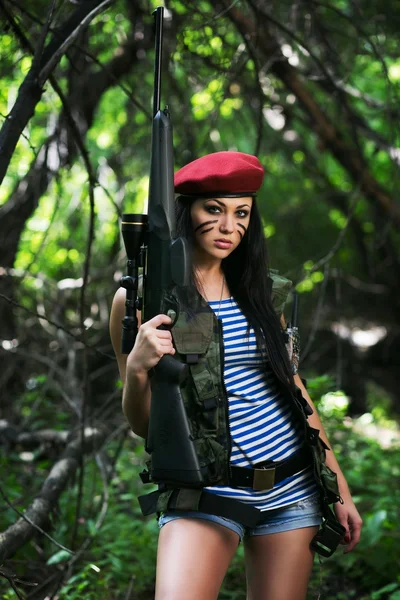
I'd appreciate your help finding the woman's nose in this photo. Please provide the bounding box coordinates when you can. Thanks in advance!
[219,213,235,233]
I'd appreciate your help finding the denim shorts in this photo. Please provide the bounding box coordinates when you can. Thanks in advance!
[158,493,323,542]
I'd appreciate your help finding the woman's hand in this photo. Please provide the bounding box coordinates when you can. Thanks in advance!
[127,313,175,374]
[334,492,363,553]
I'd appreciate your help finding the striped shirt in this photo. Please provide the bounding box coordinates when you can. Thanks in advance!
[205,296,317,511]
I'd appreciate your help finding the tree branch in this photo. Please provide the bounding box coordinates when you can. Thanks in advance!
[0,427,106,563]
[37,0,114,86]
[0,0,114,185]
[225,2,400,228]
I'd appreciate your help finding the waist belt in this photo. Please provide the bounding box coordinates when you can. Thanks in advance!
[169,488,261,527]
[229,446,312,491]
[138,487,262,528]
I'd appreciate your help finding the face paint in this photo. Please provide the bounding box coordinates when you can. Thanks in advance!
[194,219,218,234]
[237,222,247,240]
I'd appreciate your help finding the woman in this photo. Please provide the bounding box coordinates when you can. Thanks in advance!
[110,151,362,600]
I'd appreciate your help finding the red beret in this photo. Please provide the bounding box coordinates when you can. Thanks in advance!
[174,151,264,197]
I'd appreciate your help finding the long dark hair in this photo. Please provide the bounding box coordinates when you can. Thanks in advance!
[176,196,296,395]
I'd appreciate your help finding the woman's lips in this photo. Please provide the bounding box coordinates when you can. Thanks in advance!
[214,240,233,249]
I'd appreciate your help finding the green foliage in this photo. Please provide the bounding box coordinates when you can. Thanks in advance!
[308,377,400,600]
[1,374,400,599]
[1,0,400,598]
[47,446,159,598]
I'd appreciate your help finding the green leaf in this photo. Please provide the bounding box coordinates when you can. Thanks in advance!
[371,583,399,599]
[47,549,71,565]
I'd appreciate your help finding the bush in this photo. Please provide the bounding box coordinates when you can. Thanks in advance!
[1,375,399,599]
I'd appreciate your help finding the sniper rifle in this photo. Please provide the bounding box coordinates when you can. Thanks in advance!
[119,6,203,487]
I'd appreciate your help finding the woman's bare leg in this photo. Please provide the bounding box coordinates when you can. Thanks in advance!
[244,526,319,600]
[155,518,240,600]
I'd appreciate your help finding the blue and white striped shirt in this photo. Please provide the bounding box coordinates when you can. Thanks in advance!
[205,297,317,511]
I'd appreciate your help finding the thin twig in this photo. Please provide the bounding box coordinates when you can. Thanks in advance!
[247,0,341,94]
[0,0,115,186]
[65,451,110,579]
[4,0,151,118]
[0,482,75,556]
[0,428,106,563]
[26,572,60,600]
[21,179,61,284]
[53,73,99,551]
[0,566,38,589]
[31,0,58,70]
[0,570,29,599]
[0,111,38,157]
[37,0,115,86]
[196,0,242,28]
[305,186,361,277]
[124,575,136,600]
[300,261,330,362]
[0,293,115,360]
[335,269,343,390]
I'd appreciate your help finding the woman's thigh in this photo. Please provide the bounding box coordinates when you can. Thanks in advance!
[155,516,240,600]
[244,526,319,600]
[244,495,323,600]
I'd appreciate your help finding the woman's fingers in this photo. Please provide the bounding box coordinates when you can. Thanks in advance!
[155,330,174,339]
[128,313,176,370]
[150,330,174,347]
[148,327,175,357]
[159,345,175,355]
[335,501,363,553]
[139,315,174,341]
[145,313,173,329]
[159,338,174,347]
[344,518,363,553]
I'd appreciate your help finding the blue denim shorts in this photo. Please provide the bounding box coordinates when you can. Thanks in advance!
[158,493,323,542]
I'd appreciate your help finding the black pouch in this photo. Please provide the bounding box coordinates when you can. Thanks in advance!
[311,515,346,558]
[313,437,341,504]
[320,463,342,504]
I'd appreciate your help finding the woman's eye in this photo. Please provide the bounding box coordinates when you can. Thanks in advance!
[205,205,221,214]
[205,205,248,218]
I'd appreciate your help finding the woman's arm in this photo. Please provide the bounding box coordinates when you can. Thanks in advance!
[110,288,151,437]
[109,288,175,438]
[294,374,362,552]
[280,315,362,552]
[294,374,349,496]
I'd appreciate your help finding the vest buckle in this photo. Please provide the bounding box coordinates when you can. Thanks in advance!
[253,467,275,491]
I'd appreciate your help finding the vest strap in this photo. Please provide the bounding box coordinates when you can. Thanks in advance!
[139,469,151,484]
[168,489,261,528]
[294,386,313,416]
[185,354,199,364]
[203,397,218,411]
[170,488,202,511]
[229,446,312,491]
[138,490,160,516]
[138,488,261,528]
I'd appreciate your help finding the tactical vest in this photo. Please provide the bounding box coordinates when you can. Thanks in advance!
[138,270,345,556]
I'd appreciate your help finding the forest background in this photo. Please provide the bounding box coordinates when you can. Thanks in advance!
[0,0,399,598]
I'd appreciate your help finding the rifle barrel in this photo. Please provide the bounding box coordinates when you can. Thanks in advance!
[153,6,164,116]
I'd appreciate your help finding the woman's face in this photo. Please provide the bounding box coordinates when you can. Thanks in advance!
[190,196,253,261]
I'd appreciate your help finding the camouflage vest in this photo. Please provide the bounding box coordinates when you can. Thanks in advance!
[142,270,341,519]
